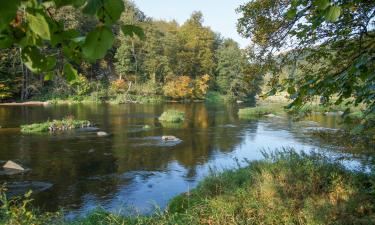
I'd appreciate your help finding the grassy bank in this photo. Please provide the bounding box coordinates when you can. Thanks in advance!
[21,118,92,133]
[2,150,375,224]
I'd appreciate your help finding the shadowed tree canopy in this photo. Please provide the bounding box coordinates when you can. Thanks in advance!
[237,0,375,129]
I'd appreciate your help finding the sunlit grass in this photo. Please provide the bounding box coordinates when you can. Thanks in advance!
[238,106,276,119]
[20,117,92,133]
[158,110,185,123]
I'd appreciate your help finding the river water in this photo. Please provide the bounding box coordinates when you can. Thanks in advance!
[0,103,372,218]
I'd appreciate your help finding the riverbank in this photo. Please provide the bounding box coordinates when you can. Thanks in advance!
[1,150,374,225]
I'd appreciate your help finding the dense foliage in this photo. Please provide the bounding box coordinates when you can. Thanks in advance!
[237,0,375,130]
[0,2,262,102]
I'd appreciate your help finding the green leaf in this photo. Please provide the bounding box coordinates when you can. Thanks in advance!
[121,25,145,40]
[63,63,79,82]
[44,72,54,81]
[286,8,297,20]
[324,6,341,22]
[83,0,101,15]
[0,0,21,30]
[314,0,330,10]
[27,13,51,40]
[98,0,124,25]
[82,26,114,61]
[21,46,56,73]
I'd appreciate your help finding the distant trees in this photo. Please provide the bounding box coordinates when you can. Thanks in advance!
[113,11,261,101]
[0,1,263,102]
[216,39,261,99]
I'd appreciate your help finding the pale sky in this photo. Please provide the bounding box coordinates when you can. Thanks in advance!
[133,0,250,48]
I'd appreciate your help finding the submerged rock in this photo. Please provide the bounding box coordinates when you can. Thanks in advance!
[6,181,53,197]
[131,136,182,147]
[97,131,109,137]
[3,160,25,171]
[162,136,180,142]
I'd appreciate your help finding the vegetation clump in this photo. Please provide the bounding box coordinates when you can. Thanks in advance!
[238,106,275,119]
[158,110,185,123]
[20,117,92,133]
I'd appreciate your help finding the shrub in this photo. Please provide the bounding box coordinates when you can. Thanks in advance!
[109,79,127,94]
[159,110,185,123]
[69,75,91,96]
[193,74,210,99]
[163,76,193,100]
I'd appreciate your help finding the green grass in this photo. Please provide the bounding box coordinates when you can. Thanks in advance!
[238,106,276,119]
[158,110,185,123]
[2,150,374,225]
[20,117,92,133]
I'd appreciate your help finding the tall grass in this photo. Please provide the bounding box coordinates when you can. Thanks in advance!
[158,110,185,123]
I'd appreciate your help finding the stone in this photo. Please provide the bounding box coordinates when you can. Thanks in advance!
[97,131,109,137]
[162,135,180,141]
[3,160,25,171]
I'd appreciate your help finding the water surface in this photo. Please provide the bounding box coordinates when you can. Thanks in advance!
[0,103,371,217]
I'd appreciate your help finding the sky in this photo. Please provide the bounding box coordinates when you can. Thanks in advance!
[133,0,250,48]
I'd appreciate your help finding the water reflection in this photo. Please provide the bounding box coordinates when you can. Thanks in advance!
[0,103,373,217]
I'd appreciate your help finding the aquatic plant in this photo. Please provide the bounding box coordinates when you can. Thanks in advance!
[158,110,185,123]
[20,117,92,133]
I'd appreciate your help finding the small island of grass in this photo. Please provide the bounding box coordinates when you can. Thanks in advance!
[238,106,275,119]
[158,110,185,123]
[21,117,92,133]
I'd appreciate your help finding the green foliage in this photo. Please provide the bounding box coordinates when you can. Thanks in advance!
[216,39,262,100]
[82,26,115,61]
[21,117,92,133]
[0,187,61,225]
[158,110,185,123]
[238,106,275,119]
[237,0,375,132]
[0,0,142,76]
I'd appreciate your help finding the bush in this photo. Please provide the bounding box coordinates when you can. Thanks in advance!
[163,76,193,100]
[69,75,91,96]
[109,79,127,94]
[159,110,185,123]
[193,74,210,99]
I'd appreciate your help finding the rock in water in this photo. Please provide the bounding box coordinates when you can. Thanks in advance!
[162,136,180,141]
[97,131,109,137]
[3,160,25,171]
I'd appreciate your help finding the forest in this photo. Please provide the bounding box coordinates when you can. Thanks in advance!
[0,1,261,104]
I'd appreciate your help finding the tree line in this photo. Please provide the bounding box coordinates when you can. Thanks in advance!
[0,1,262,102]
